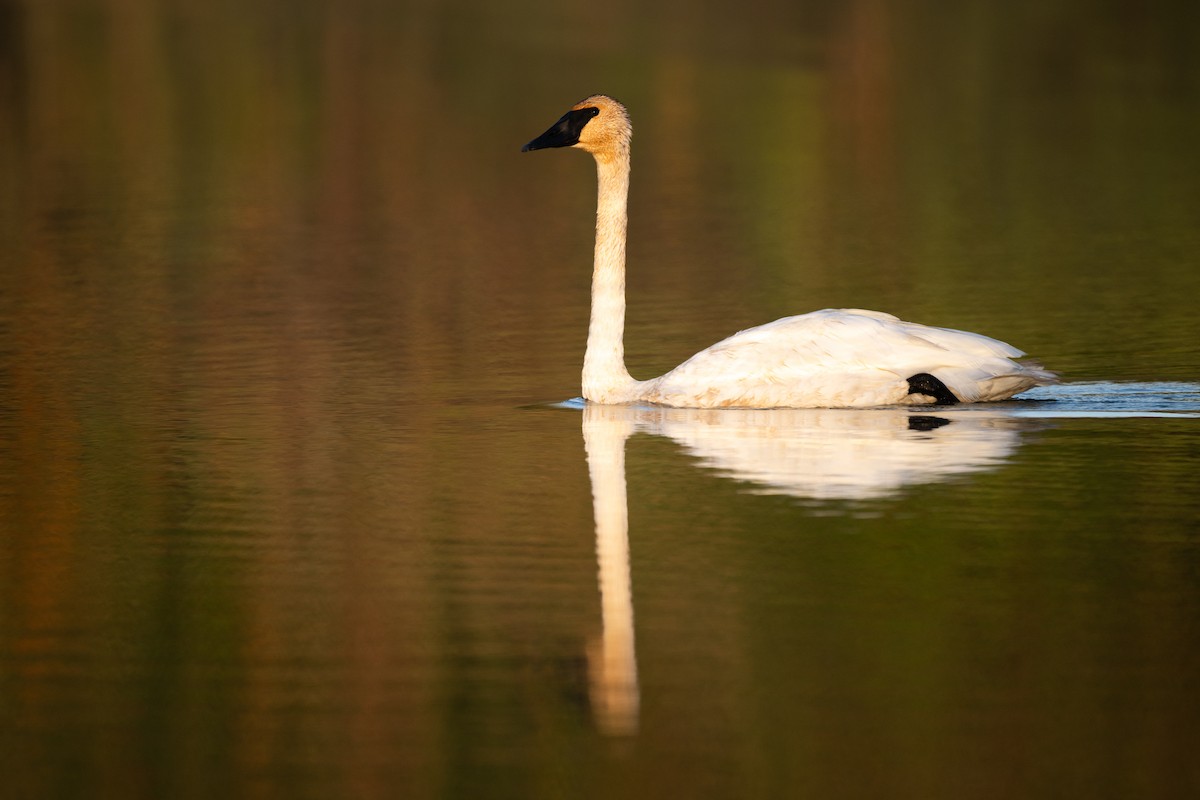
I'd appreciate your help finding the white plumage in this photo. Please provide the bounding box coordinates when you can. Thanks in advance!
[523,95,1056,409]
[640,308,1050,408]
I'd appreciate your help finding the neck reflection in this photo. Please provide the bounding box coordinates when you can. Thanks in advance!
[583,408,639,736]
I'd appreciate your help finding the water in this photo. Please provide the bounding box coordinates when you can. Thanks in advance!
[2,1,1200,797]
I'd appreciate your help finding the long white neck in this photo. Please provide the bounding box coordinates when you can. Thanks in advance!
[582,151,638,403]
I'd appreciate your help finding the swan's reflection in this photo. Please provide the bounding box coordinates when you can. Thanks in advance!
[580,402,1039,736]
[630,405,1032,500]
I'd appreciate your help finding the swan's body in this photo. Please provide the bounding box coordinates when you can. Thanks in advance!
[523,95,1056,409]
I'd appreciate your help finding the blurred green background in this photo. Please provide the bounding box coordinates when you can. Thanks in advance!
[2,2,1199,798]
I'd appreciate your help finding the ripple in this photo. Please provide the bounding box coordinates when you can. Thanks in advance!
[1009,381,1200,418]
[551,382,1200,418]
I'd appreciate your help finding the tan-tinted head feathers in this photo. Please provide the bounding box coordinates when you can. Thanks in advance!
[521,94,632,160]
[570,95,631,158]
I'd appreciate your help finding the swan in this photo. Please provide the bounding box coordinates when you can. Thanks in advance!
[522,94,1057,408]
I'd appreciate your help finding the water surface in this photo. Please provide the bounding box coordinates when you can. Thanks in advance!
[2,1,1199,798]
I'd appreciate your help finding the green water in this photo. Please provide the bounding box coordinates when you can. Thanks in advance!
[2,1,1199,798]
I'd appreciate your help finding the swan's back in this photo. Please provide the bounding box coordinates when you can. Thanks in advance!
[637,309,1056,409]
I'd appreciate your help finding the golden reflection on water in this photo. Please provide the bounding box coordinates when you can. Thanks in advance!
[581,400,1041,736]
[3,0,1200,797]
[583,408,640,736]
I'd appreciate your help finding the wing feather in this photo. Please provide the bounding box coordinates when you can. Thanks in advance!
[641,309,1054,408]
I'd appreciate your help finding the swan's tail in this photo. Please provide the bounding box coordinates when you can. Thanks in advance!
[953,359,1059,403]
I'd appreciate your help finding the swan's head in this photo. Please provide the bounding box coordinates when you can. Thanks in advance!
[521,94,631,160]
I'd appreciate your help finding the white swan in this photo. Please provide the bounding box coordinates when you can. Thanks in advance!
[523,94,1057,408]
